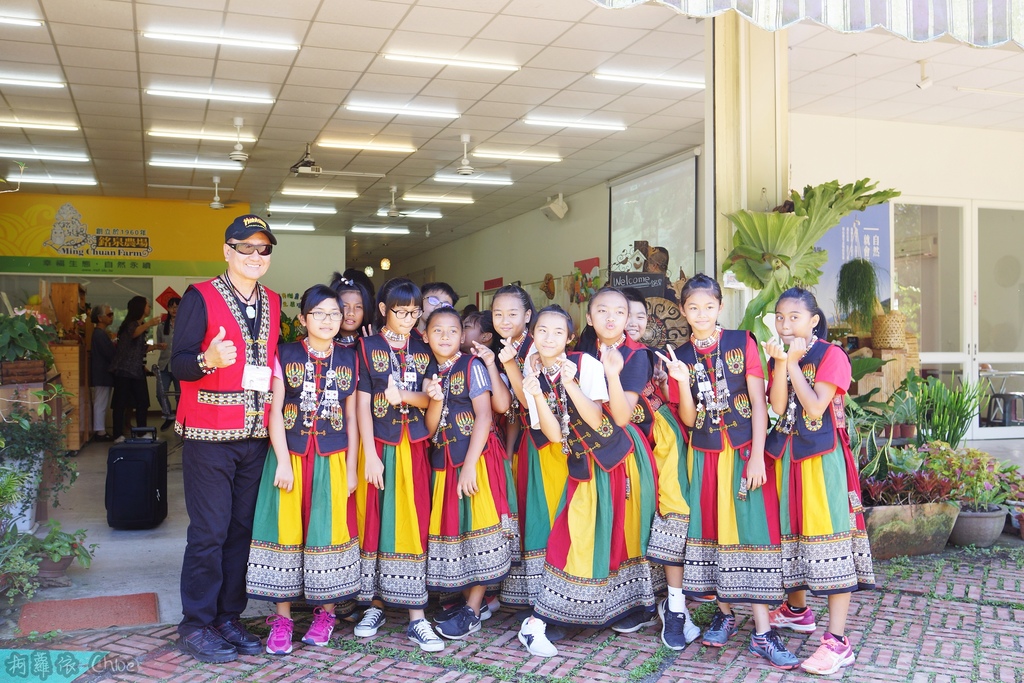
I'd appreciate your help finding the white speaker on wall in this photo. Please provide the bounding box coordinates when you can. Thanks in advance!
[540,193,569,221]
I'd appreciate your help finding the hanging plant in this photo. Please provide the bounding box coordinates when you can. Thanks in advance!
[836,258,879,333]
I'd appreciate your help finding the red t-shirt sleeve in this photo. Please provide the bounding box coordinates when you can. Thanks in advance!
[815,344,852,395]
[744,334,764,379]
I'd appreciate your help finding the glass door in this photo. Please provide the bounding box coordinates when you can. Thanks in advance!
[974,204,1024,438]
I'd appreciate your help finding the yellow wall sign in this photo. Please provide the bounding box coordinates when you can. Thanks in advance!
[0,192,250,276]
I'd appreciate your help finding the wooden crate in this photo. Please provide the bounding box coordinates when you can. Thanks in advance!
[49,342,88,451]
[0,359,47,385]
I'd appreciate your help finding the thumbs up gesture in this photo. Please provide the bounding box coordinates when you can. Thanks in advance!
[205,326,236,368]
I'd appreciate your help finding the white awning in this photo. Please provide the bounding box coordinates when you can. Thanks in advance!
[589,0,1024,48]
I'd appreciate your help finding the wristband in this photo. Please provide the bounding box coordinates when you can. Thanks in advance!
[197,352,216,375]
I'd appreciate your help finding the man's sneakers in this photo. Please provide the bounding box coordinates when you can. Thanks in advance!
[433,598,490,623]
[214,619,262,655]
[407,618,445,652]
[178,626,237,663]
[800,633,856,675]
[518,617,558,658]
[353,607,386,637]
[701,609,738,647]
[610,606,659,634]
[768,602,817,634]
[749,629,800,670]
[301,607,336,647]
[436,604,481,640]
[657,599,701,650]
[265,615,294,655]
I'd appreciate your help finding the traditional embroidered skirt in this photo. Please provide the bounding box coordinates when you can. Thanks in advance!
[533,452,656,627]
[778,433,875,595]
[426,438,512,592]
[680,442,785,603]
[355,434,432,608]
[483,431,519,551]
[499,432,568,607]
[246,444,360,605]
[646,405,692,566]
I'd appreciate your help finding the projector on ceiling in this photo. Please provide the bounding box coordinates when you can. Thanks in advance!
[540,193,568,221]
[295,166,323,177]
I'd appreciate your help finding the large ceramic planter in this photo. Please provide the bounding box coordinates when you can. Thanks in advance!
[863,502,960,560]
[1,456,43,533]
[948,506,1007,548]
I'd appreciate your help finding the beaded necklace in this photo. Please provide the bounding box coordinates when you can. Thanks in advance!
[779,335,819,434]
[382,326,408,344]
[540,364,571,455]
[431,352,462,444]
[385,334,412,415]
[505,330,529,425]
[692,328,730,425]
[299,342,338,428]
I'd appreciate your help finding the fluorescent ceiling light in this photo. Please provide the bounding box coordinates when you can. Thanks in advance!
[0,17,43,27]
[148,130,257,143]
[317,140,416,153]
[382,53,519,72]
[593,72,704,88]
[143,32,299,51]
[148,183,234,191]
[433,174,512,186]
[956,86,1024,97]
[376,209,441,219]
[402,194,473,204]
[149,160,243,170]
[281,189,358,199]
[0,149,88,162]
[146,89,274,105]
[472,151,561,163]
[10,176,96,185]
[345,104,459,119]
[522,117,626,131]
[0,121,78,131]
[351,226,410,235]
[273,225,316,232]
[267,204,337,214]
[0,77,64,89]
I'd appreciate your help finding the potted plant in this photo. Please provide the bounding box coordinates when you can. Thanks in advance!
[0,310,56,384]
[905,371,984,449]
[836,257,880,336]
[23,519,96,582]
[859,442,959,560]
[920,441,1009,548]
[0,465,39,600]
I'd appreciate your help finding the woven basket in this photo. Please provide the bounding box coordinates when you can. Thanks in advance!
[871,311,907,350]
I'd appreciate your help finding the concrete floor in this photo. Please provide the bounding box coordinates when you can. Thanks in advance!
[28,430,1024,632]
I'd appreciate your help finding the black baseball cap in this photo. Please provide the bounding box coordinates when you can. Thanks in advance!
[225,214,277,245]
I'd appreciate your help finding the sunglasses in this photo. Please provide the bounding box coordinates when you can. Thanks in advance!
[227,242,273,256]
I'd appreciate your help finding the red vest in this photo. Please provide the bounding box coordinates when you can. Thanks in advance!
[175,278,281,442]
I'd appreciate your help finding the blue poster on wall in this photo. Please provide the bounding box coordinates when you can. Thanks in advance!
[814,203,892,324]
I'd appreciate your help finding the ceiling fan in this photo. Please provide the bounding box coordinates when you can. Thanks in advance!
[289,143,386,179]
[228,117,249,162]
[209,176,241,210]
[448,134,506,176]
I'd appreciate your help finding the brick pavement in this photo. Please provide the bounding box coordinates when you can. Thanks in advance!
[4,546,1023,683]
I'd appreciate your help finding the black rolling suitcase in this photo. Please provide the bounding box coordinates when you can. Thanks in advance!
[105,427,168,529]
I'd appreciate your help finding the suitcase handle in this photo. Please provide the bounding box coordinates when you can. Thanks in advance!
[130,427,157,438]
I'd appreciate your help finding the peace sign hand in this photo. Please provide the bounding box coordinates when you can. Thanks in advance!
[655,345,690,384]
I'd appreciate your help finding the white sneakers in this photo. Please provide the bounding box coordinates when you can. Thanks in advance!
[518,617,557,658]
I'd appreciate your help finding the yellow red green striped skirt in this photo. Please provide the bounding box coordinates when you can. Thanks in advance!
[533,448,657,627]
[246,444,360,604]
[680,441,785,603]
[426,437,512,592]
[646,405,692,566]
[778,433,875,595]
[355,434,432,608]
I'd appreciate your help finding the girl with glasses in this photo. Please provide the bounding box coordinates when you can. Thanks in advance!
[246,284,361,655]
[353,278,444,652]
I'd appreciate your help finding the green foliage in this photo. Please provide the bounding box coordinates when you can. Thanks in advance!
[723,179,900,344]
[23,519,97,569]
[850,356,889,382]
[0,404,77,512]
[0,467,38,601]
[904,370,985,448]
[0,312,57,367]
[836,258,879,332]
[919,441,1011,512]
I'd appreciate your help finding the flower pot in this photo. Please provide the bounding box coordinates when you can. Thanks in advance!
[863,502,960,560]
[35,554,74,579]
[1,456,43,533]
[1017,512,1024,541]
[0,359,46,385]
[948,505,1007,548]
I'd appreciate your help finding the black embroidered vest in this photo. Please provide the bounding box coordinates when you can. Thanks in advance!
[357,334,433,444]
[279,341,355,456]
[679,330,755,453]
[430,354,480,469]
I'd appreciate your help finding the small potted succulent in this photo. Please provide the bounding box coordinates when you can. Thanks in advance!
[921,441,1010,548]
[24,519,97,581]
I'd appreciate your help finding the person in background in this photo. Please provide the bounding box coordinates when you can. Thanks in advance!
[110,295,161,442]
[155,297,181,431]
[416,282,459,338]
[89,303,116,442]
[171,214,281,663]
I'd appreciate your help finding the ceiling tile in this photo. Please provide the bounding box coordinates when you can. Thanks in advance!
[315,0,413,29]
[397,5,493,38]
[41,0,135,28]
[304,22,391,53]
[48,23,136,51]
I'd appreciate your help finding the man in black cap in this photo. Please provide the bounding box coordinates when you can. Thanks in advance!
[171,215,282,662]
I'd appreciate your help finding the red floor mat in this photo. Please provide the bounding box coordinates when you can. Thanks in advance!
[19,593,160,634]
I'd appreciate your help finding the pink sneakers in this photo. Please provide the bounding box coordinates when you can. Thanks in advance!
[265,614,294,655]
[801,633,855,675]
[768,602,817,633]
[302,607,337,647]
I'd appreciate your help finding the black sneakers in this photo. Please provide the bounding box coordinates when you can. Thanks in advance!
[214,619,262,655]
[178,627,237,663]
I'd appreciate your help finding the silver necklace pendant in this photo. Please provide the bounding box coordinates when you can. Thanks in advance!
[246,305,255,319]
